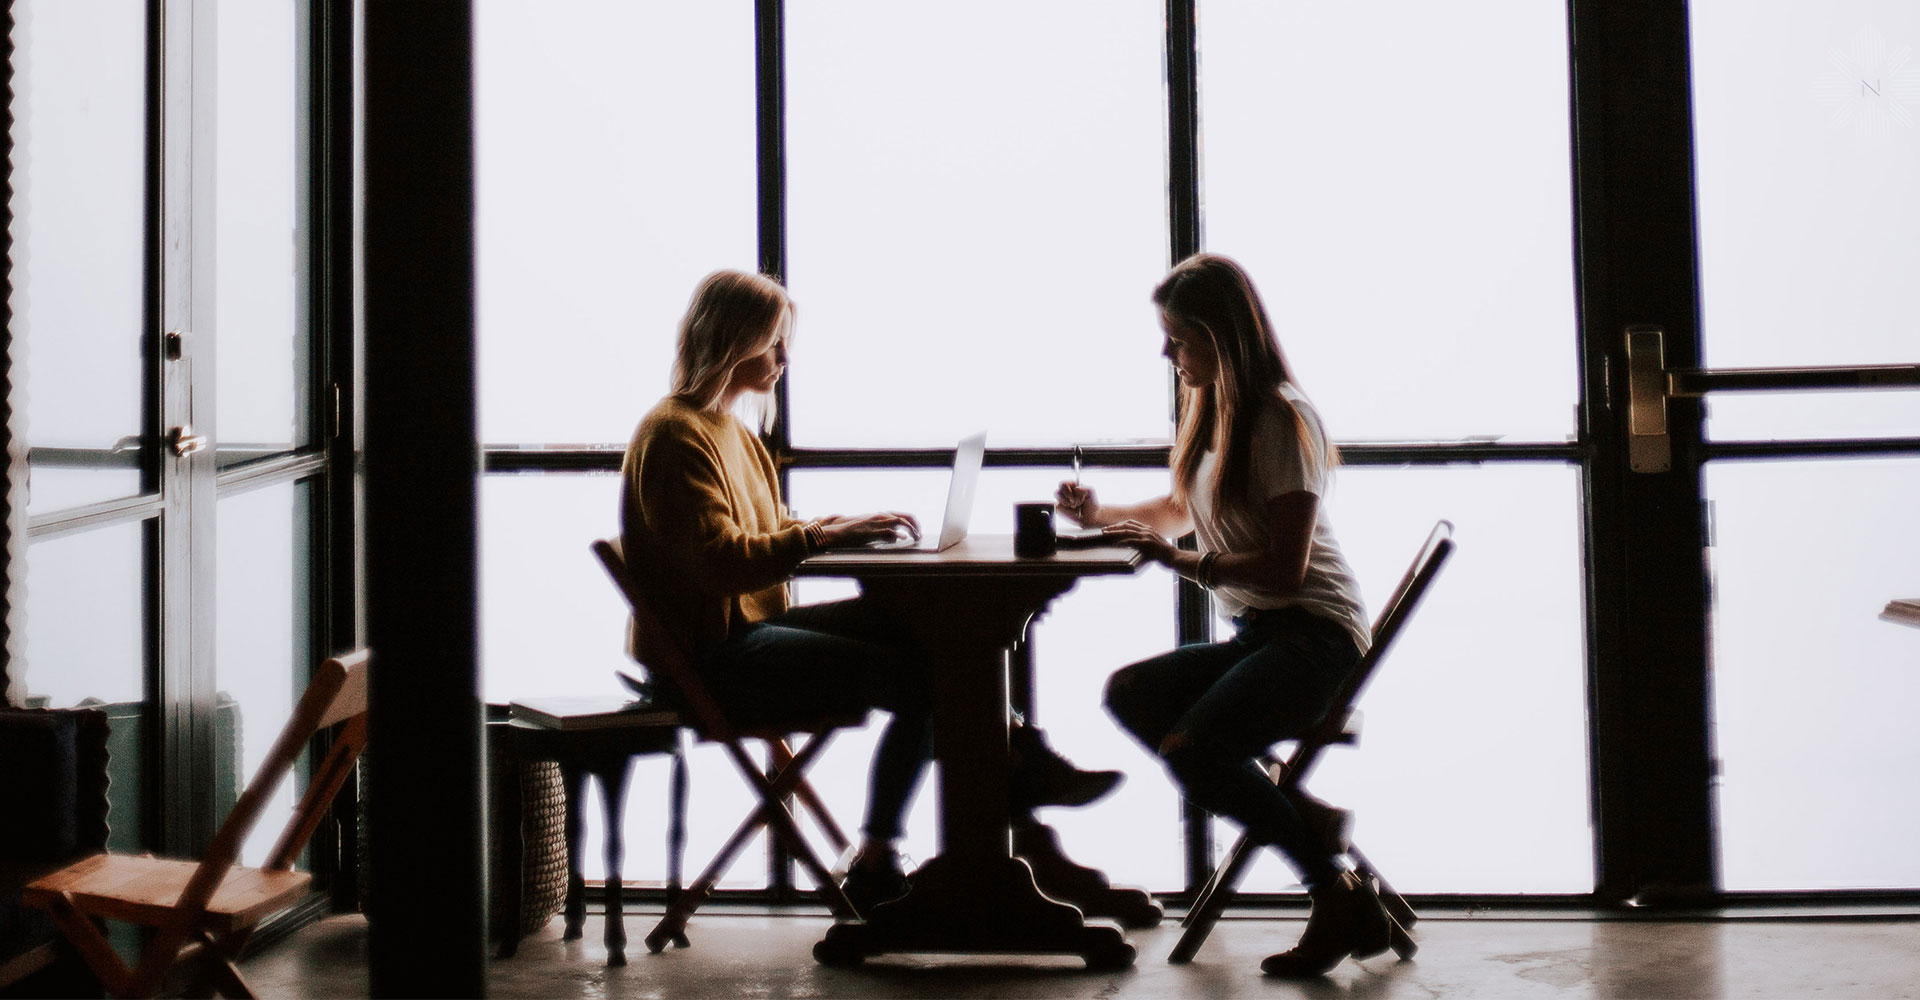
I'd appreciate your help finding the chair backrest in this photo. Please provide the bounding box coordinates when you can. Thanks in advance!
[1295,521,1455,756]
[176,649,371,915]
[591,538,739,742]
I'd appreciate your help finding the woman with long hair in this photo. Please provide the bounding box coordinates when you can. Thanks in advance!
[625,270,1115,910]
[1057,253,1387,976]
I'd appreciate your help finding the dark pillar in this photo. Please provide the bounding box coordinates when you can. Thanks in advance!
[362,4,486,996]
[1570,0,1718,903]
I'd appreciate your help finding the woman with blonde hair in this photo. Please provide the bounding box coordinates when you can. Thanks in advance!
[1057,253,1386,976]
[625,269,1115,909]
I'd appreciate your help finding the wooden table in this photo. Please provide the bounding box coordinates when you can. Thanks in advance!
[796,534,1148,969]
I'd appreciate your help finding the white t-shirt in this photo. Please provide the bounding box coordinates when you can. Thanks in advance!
[1187,384,1370,654]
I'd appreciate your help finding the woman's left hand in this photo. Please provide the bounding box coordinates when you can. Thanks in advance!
[1102,519,1178,566]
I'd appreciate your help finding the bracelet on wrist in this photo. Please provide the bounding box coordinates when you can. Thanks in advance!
[1196,550,1220,589]
[803,520,828,552]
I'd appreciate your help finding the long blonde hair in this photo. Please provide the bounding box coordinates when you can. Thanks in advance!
[1155,253,1333,521]
[670,270,792,428]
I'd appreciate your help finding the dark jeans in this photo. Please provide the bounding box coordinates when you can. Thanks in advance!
[1104,606,1361,890]
[696,598,933,842]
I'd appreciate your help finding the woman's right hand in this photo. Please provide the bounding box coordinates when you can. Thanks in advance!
[818,511,920,548]
[1055,482,1100,527]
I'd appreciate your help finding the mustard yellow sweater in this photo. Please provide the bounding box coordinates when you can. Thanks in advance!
[619,396,814,660]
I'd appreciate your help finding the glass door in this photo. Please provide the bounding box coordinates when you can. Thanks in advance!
[10,0,339,865]
[1687,0,1920,892]
[1195,0,1589,896]
[13,0,178,853]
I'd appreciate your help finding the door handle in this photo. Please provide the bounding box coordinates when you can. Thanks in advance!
[1622,326,1920,475]
[1625,326,1671,473]
[169,425,209,457]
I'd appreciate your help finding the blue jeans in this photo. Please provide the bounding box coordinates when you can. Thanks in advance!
[1104,607,1361,890]
[695,598,933,842]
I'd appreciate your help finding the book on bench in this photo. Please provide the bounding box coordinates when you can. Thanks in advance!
[509,695,678,731]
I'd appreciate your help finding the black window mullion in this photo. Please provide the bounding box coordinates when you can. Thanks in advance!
[311,0,360,907]
[759,0,791,461]
[1166,0,1217,896]
[754,0,799,899]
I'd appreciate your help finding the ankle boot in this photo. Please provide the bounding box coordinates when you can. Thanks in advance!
[1259,871,1391,978]
[838,846,911,915]
[1008,724,1123,810]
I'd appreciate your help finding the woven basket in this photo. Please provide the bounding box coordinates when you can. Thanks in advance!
[355,727,569,943]
[486,724,568,941]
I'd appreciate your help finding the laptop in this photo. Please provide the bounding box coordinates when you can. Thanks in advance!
[859,431,986,553]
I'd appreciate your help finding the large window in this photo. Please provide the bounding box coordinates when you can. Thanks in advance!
[1201,0,1578,445]
[1690,0,1920,890]
[467,1,1920,901]
[1201,0,1585,892]
[784,0,1169,448]
[473,0,1590,897]
[474,0,756,447]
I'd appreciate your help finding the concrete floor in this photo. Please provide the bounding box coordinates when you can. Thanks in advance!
[238,905,1920,999]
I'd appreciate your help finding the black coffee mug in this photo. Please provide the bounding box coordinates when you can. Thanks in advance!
[1014,501,1057,557]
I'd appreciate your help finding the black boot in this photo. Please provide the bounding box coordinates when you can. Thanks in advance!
[838,845,911,915]
[1259,871,1391,977]
[1009,724,1123,810]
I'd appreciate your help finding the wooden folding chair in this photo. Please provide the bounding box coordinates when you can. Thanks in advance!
[1169,521,1455,964]
[590,539,863,954]
[23,649,371,999]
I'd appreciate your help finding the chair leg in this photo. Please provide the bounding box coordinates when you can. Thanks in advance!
[772,738,852,854]
[44,894,134,997]
[646,734,850,953]
[647,797,768,953]
[750,738,859,919]
[664,741,690,949]
[185,930,256,1000]
[1348,842,1418,931]
[1168,831,1260,964]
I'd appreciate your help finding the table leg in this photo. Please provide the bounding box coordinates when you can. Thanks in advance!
[593,755,635,967]
[559,763,589,942]
[813,598,1133,969]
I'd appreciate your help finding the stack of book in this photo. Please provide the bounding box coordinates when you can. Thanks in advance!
[508,695,678,731]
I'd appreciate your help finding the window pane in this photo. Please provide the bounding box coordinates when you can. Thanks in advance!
[791,467,1183,889]
[475,0,756,446]
[11,0,148,512]
[785,0,1169,448]
[214,0,305,465]
[480,474,765,886]
[1707,458,1920,889]
[216,480,314,867]
[1201,1,1577,443]
[1225,464,1591,893]
[24,520,150,852]
[1692,1,1920,441]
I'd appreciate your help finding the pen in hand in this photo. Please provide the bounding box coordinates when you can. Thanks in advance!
[1072,444,1082,485]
